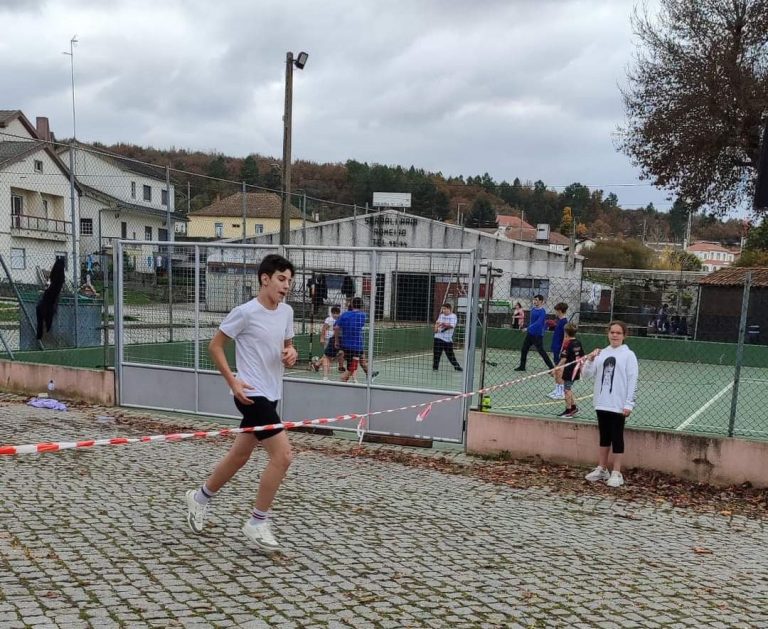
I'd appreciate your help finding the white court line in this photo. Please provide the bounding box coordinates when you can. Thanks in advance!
[675,381,733,431]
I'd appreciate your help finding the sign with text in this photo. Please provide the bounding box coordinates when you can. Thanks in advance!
[372,192,412,208]
[365,214,417,248]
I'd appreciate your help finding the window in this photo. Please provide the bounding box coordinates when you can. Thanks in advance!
[158,228,168,242]
[80,218,94,235]
[232,223,240,228]
[10,248,25,270]
[11,194,22,228]
[34,159,43,173]
[214,222,224,238]
[161,189,169,206]
[254,223,264,235]
[121,222,127,239]
[510,278,550,301]
[131,181,136,199]
[143,185,152,202]
[145,226,153,240]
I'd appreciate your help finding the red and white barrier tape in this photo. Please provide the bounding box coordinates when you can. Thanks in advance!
[0,358,585,456]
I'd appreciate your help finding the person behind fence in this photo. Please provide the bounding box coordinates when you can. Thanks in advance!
[313,305,343,380]
[433,302,463,372]
[185,254,297,553]
[512,301,525,330]
[547,302,568,399]
[335,297,378,383]
[514,294,556,372]
[555,323,584,418]
[581,320,639,488]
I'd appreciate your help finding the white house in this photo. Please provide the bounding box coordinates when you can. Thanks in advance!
[58,143,187,277]
[0,110,77,284]
[686,241,736,272]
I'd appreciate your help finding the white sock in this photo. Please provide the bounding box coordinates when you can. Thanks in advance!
[194,484,216,505]
[248,508,269,526]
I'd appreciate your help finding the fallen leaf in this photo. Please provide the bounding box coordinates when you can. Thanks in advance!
[692,546,713,555]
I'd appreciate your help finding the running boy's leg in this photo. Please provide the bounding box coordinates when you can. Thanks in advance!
[252,431,293,512]
[205,433,259,492]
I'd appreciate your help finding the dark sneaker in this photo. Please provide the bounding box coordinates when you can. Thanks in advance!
[370,371,380,380]
[454,366,463,372]
[514,366,526,372]
[557,406,578,418]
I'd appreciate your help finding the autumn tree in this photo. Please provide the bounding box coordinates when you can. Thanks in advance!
[619,0,768,214]
[560,206,573,234]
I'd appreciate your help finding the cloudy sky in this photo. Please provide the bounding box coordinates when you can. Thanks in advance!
[0,0,677,210]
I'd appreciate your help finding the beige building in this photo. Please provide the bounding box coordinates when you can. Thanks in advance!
[185,192,308,239]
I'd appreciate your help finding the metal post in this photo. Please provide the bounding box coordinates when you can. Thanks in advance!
[68,142,79,347]
[365,251,379,433]
[242,182,247,301]
[728,271,751,437]
[477,262,493,407]
[0,254,42,350]
[194,245,201,413]
[280,52,294,245]
[98,208,109,367]
[114,241,123,404]
[302,192,307,245]
[166,165,174,343]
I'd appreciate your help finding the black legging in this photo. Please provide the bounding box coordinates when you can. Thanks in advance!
[596,410,626,454]
[433,339,461,369]
[517,333,555,370]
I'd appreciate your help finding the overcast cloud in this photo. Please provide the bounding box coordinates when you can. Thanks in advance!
[0,0,679,210]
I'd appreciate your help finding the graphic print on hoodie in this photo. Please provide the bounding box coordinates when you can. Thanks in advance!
[600,356,616,393]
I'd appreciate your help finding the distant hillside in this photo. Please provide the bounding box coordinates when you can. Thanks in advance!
[99,142,744,244]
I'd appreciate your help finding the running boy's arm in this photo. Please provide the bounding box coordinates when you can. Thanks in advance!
[282,339,298,367]
[208,330,254,404]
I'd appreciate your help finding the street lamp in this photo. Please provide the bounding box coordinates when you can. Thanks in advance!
[280,51,309,244]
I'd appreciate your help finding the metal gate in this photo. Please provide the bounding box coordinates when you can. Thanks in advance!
[115,242,479,443]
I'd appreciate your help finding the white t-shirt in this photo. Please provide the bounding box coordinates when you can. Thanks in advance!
[323,316,335,342]
[434,312,458,343]
[219,299,294,402]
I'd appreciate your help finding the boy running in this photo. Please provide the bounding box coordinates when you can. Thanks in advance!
[556,323,584,418]
[185,254,297,552]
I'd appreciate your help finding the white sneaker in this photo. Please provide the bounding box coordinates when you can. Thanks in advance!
[584,466,610,482]
[606,471,625,487]
[547,390,565,400]
[185,489,208,534]
[242,520,280,552]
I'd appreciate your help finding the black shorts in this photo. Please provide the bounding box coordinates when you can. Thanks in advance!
[323,339,340,358]
[234,396,283,441]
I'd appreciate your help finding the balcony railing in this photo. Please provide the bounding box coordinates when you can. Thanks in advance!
[11,213,72,235]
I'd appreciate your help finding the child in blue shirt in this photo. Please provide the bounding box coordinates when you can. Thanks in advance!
[514,294,556,372]
[547,302,569,399]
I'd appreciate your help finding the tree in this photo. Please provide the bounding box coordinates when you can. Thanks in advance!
[655,248,703,271]
[619,0,768,214]
[262,163,282,191]
[560,206,573,234]
[583,239,655,269]
[668,197,693,242]
[239,155,260,186]
[466,196,498,228]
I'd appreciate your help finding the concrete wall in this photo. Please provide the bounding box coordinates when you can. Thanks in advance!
[467,411,768,488]
[0,361,114,405]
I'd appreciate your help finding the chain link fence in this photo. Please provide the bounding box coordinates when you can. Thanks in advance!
[3,136,768,442]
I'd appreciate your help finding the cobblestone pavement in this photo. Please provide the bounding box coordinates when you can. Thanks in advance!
[1,397,767,628]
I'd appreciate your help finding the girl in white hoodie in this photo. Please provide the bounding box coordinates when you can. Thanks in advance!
[581,320,638,487]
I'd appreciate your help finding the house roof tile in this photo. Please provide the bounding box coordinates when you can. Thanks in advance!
[698,267,768,287]
[188,192,305,220]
